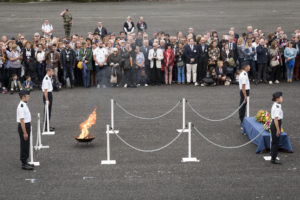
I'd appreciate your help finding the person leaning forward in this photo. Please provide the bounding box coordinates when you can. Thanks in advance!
[17,90,34,170]
[239,63,251,126]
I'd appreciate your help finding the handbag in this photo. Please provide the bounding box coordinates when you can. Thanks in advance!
[270,60,279,67]
[110,67,117,84]
[228,57,236,67]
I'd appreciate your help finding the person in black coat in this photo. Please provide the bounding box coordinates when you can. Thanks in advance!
[197,38,209,83]
[215,60,227,85]
[256,39,269,83]
[184,38,199,85]
[94,22,108,39]
[123,16,135,35]
[60,41,76,87]
[136,16,147,33]
[22,41,38,85]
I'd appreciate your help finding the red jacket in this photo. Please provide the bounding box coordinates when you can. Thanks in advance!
[163,49,175,68]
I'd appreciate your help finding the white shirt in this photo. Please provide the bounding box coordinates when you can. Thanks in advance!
[271,102,283,120]
[42,23,53,36]
[252,42,258,61]
[17,101,31,123]
[239,70,250,90]
[42,74,53,92]
[36,51,45,63]
[94,47,108,65]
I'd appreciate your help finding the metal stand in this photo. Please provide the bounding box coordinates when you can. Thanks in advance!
[263,133,279,161]
[101,125,117,165]
[28,126,40,166]
[177,98,189,134]
[42,101,55,135]
[182,122,199,163]
[246,97,250,117]
[35,113,49,150]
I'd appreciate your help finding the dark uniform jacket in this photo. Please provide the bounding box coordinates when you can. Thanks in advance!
[60,48,76,67]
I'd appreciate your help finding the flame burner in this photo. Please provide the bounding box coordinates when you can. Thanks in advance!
[75,136,95,143]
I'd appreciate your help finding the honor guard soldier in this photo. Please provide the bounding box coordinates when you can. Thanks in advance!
[42,68,55,131]
[270,92,283,164]
[17,90,34,170]
[239,63,251,126]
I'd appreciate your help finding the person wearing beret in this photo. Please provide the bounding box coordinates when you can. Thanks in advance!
[270,92,283,164]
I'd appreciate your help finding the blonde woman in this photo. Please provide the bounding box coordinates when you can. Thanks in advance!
[243,39,257,83]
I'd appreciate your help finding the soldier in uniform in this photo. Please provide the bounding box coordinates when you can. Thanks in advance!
[42,68,55,131]
[239,63,251,125]
[60,9,73,39]
[270,92,283,164]
[17,90,34,170]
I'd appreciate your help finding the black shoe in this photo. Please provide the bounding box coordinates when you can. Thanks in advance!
[26,162,34,167]
[271,159,281,164]
[22,163,34,170]
[50,127,55,131]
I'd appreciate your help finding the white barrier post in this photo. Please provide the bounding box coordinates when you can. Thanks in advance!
[246,96,250,117]
[111,99,115,129]
[35,113,49,150]
[182,122,199,163]
[28,126,40,166]
[177,98,189,134]
[101,125,116,165]
[42,101,55,135]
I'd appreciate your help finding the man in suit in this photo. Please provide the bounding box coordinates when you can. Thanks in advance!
[140,40,152,85]
[228,36,238,61]
[94,22,108,39]
[184,38,199,86]
[198,38,209,84]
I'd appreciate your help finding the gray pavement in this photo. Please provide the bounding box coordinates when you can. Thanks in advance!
[0,82,299,200]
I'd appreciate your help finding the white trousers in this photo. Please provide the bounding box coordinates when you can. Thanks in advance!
[186,64,197,83]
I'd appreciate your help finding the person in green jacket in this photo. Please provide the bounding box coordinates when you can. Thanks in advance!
[79,41,93,88]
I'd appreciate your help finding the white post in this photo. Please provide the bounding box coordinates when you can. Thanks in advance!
[182,122,199,163]
[101,125,116,165]
[42,101,55,135]
[246,96,250,117]
[111,99,114,130]
[35,113,49,150]
[177,98,189,134]
[28,126,40,166]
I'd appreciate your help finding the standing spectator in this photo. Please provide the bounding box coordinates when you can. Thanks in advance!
[35,44,46,85]
[93,41,108,88]
[136,16,147,33]
[60,9,73,39]
[256,39,269,83]
[293,37,300,80]
[284,41,298,83]
[79,41,93,88]
[121,43,136,88]
[8,44,22,80]
[41,19,54,38]
[60,41,76,88]
[135,46,147,86]
[45,44,60,78]
[208,40,220,70]
[237,38,245,69]
[269,41,281,84]
[148,43,163,85]
[140,40,151,85]
[108,48,122,87]
[163,44,175,85]
[184,39,199,86]
[123,16,135,35]
[221,44,235,81]
[244,39,257,83]
[74,41,82,86]
[22,42,37,85]
[175,43,185,84]
[198,37,209,84]
[94,22,108,39]
[228,36,237,61]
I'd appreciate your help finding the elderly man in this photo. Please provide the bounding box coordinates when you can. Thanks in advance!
[94,22,108,39]
[136,16,147,33]
[184,38,199,86]
[256,39,269,83]
[198,37,209,84]
[41,19,54,38]
[148,42,163,85]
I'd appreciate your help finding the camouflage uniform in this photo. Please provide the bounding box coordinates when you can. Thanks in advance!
[62,13,72,39]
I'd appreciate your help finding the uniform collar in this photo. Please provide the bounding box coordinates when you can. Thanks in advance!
[21,100,27,104]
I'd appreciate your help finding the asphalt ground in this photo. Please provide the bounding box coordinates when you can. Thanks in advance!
[0,81,299,200]
[0,0,300,39]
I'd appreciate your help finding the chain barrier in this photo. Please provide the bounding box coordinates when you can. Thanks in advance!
[187,101,245,122]
[115,100,180,120]
[114,129,184,153]
[193,125,266,149]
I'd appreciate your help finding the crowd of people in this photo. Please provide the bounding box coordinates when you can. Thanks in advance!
[1,14,300,94]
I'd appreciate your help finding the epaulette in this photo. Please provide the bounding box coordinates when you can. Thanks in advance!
[21,104,23,108]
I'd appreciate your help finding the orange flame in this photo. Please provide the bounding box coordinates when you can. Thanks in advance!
[77,108,97,139]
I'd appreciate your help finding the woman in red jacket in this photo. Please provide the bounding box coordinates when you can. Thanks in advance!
[163,44,175,85]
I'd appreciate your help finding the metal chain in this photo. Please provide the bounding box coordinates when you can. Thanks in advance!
[114,129,184,153]
[193,126,266,149]
[187,101,245,122]
[115,100,180,120]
